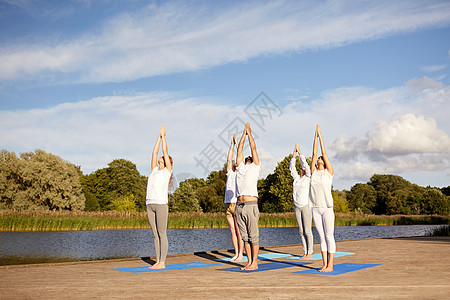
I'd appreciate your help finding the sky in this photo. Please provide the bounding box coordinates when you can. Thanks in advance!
[0,0,449,191]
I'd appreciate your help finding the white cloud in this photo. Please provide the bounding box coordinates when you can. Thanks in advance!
[327,77,450,186]
[1,0,450,83]
[365,114,450,155]
[1,77,449,190]
[421,64,447,72]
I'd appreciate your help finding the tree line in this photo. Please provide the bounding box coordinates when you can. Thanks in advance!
[1,149,448,215]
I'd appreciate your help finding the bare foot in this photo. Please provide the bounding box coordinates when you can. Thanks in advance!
[234,255,244,262]
[300,254,312,259]
[148,261,160,269]
[229,255,238,261]
[149,262,166,269]
[318,265,327,272]
[240,264,251,270]
[245,263,258,271]
[321,266,333,272]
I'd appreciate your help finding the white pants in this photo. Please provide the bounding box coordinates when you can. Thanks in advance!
[312,207,336,253]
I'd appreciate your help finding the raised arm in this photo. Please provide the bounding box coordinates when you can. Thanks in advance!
[311,126,319,174]
[290,143,300,180]
[236,126,247,165]
[160,126,172,173]
[317,125,333,175]
[151,131,161,170]
[226,134,237,172]
[296,142,311,177]
[246,123,260,165]
[293,142,299,158]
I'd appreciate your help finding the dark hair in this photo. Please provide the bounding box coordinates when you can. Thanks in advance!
[164,156,174,187]
[245,156,253,164]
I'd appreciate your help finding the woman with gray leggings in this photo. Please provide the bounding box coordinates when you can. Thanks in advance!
[146,125,173,269]
[289,142,313,259]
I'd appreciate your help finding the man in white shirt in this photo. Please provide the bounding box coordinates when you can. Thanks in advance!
[235,123,261,271]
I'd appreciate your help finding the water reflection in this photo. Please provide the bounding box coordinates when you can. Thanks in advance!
[0,225,440,265]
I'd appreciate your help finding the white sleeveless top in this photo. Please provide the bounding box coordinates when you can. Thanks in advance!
[309,169,333,208]
[224,170,237,203]
[236,162,260,198]
[146,167,171,205]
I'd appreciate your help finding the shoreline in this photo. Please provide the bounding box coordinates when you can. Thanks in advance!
[1,226,443,267]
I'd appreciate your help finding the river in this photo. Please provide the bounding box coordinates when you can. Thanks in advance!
[0,225,441,265]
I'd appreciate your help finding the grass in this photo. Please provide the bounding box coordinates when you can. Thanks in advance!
[0,210,448,232]
[425,224,450,236]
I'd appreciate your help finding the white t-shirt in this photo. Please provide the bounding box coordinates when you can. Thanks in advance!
[146,167,172,205]
[236,162,260,198]
[309,169,333,208]
[289,155,311,208]
[224,170,237,204]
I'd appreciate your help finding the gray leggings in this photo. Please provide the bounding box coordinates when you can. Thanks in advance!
[294,205,314,255]
[146,204,169,262]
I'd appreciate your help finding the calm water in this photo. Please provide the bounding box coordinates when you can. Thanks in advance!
[0,225,441,265]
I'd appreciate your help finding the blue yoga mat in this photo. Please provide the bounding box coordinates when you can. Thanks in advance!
[111,262,221,273]
[288,252,355,261]
[219,261,311,273]
[294,263,381,275]
[215,252,292,262]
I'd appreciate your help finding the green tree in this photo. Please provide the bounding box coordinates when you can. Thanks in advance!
[0,149,85,210]
[81,159,147,211]
[440,186,450,197]
[347,183,377,214]
[198,169,226,213]
[421,188,449,215]
[83,188,100,211]
[368,174,417,215]
[332,190,349,213]
[169,178,204,212]
[0,150,21,209]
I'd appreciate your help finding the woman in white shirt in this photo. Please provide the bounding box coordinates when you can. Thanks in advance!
[146,126,173,269]
[224,134,244,261]
[290,142,313,259]
[310,125,335,272]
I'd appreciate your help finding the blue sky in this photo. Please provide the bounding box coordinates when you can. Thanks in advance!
[1,0,449,190]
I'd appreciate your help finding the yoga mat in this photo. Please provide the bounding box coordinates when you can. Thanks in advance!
[111,262,221,273]
[294,263,381,276]
[288,252,355,261]
[215,252,292,262]
[219,261,311,273]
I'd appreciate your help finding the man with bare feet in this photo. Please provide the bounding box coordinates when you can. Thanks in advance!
[235,123,261,271]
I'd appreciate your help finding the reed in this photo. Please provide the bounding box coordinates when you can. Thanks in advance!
[425,224,450,236]
[0,210,448,232]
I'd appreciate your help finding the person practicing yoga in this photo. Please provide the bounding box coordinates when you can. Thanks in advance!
[310,124,335,272]
[235,122,261,270]
[146,125,173,269]
[224,134,244,261]
[290,142,314,259]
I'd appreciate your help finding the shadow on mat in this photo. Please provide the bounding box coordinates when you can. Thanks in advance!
[140,257,156,265]
[194,250,244,266]
[194,249,315,270]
